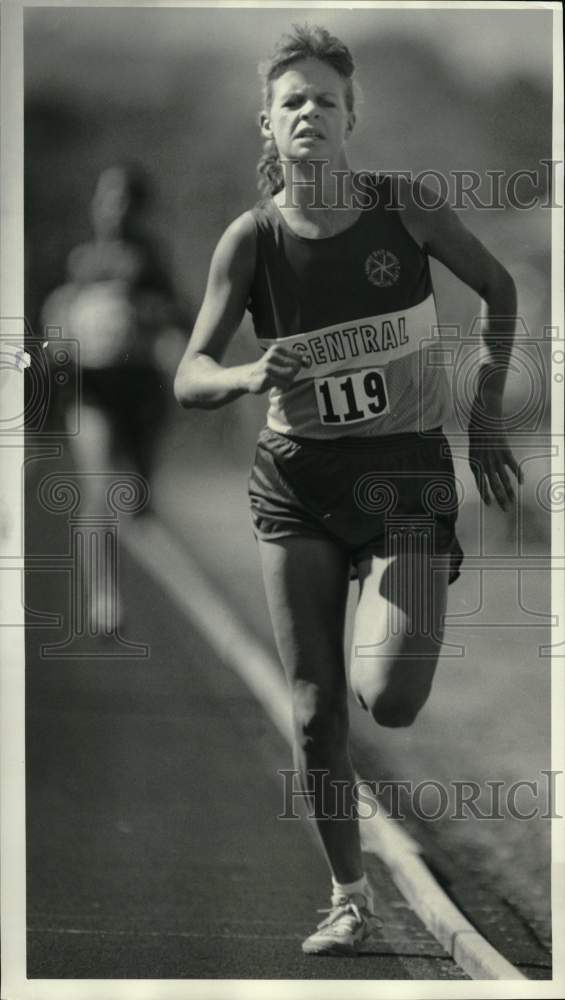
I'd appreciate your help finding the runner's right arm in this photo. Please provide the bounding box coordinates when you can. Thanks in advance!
[174,212,304,409]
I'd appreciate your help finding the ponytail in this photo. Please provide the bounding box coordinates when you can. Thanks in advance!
[256,138,284,197]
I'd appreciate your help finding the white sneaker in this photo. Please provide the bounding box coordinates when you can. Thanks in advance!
[301,891,381,956]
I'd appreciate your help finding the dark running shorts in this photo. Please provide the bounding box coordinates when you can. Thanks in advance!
[248,426,464,584]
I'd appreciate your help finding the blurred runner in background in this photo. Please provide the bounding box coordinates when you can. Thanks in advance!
[42,162,187,626]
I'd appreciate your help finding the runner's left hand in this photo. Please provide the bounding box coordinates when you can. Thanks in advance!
[468,395,523,510]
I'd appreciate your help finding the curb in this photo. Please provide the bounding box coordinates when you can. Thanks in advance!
[124,515,526,981]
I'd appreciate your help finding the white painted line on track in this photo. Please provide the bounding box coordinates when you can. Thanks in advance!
[123,514,526,981]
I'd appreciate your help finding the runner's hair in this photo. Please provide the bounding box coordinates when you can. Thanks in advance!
[257,24,356,197]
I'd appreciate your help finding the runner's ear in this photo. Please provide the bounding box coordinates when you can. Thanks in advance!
[259,111,273,140]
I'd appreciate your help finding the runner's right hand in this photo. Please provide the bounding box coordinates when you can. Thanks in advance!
[244,344,306,394]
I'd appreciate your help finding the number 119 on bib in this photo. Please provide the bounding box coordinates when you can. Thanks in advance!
[315,368,390,426]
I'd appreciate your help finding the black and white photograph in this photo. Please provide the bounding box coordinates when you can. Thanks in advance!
[1,0,564,995]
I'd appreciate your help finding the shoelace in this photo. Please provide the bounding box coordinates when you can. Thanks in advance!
[315,900,383,933]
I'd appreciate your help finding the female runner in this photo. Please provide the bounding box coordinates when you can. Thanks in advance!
[174,25,521,956]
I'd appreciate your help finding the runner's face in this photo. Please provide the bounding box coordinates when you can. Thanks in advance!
[262,58,354,165]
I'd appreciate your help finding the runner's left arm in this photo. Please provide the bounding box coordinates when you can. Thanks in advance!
[396,177,522,511]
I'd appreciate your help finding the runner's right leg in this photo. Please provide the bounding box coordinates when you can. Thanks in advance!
[256,535,362,884]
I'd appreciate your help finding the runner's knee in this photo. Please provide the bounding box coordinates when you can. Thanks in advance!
[355,684,431,729]
[371,694,422,728]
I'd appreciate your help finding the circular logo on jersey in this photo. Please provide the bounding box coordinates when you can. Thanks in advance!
[365,249,400,287]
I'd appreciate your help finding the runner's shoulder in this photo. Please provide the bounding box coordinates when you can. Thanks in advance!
[390,173,452,249]
[213,210,257,276]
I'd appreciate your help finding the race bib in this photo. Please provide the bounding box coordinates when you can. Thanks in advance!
[314,368,389,426]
